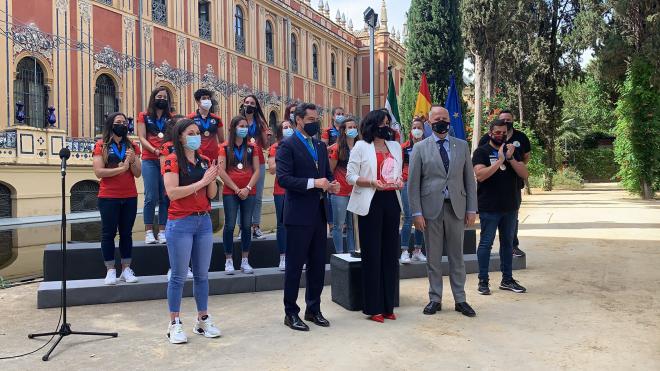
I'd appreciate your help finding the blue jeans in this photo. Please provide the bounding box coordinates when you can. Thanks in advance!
[400,182,424,249]
[165,214,214,313]
[223,195,256,254]
[330,195,355,253]
[273,194,287,254]
[477,210,517,281]
[142,159,169,226]
[98,197,138,268]
[250,163,266,225]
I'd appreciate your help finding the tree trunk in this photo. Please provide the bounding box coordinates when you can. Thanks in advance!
[472,54,484,153]
[484,57,494,101]
[641,179,652,200]
[517,82,524,126]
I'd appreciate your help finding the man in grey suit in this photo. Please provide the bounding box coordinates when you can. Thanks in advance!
[408,105,478,317]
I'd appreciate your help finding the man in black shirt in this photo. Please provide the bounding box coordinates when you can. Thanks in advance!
[478,110,530,257]
[472,119,528,295]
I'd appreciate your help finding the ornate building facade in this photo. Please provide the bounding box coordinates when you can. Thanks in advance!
[0,0,405,218]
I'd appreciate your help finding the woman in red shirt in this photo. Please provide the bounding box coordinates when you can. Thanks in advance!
[137,87,172,245]
[240,95,270,239]
[92,112,142,285]
[268,115,295,271]
[328,117,359,254]
[162,119,221,344]
[218,116,261,275]
[399,118,427,264]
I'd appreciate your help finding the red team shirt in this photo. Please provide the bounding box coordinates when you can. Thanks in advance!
[161,153,212,220]
[93,140,141,198]
[137,111,170,161]
[186,111,223,161]
[327,143,353,197]
[218,143,259,196]
[268,142,285,196]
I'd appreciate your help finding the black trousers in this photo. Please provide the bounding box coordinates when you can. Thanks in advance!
[358,191,401,315]
[283,203,327,315]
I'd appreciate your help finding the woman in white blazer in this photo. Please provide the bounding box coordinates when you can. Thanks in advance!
[346,109,403,323]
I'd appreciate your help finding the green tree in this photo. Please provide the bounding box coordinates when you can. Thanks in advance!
[400,0,464,129]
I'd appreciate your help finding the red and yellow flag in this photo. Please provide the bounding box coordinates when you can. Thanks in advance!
[414,72,433,119]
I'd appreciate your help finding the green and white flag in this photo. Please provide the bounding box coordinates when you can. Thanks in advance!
[385,67,402,142]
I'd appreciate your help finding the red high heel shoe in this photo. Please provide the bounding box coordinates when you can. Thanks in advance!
[369,314,384,323]
[383,313,396,320]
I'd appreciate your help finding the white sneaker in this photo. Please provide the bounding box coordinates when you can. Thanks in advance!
[241,258,254,274]
[167,319,188,344]
[225,260,235,275]
[158,232,167,244]
[278,256,286,271]
[193,315,222,338]
[412,251,427,262]
[104,269,117,285]
[187,267,193,279]
[400,251,412,264]
[145,230,157,244]
[120,267,138,283]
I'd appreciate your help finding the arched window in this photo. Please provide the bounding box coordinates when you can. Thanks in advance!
[234,6,245,53]
[0,183,12,218]
[198,0,211,41]
[312,44,319,81]
[94,74,118,135]
[265,21,274,64]
[152,0,167,25]
[290,34,298,73]
[330,53,336,87]
[14,57,47,127]
[70,180,99,213]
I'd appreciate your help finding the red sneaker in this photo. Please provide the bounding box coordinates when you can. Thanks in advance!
[383,313,396,320]
[369,314,384,323]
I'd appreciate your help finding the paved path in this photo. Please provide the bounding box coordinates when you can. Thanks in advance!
[0,183,658,370]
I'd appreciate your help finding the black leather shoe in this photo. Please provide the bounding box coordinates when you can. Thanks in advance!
[423,301,441,315]
[455,302,476,317]
[304,312,330,327]
[284,314,309,331]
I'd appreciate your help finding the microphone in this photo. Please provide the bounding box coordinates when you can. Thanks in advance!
[59,147,71,174]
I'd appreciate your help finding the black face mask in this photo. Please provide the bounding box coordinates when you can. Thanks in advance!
[376,126,392,140]
[112,124,128,137]
[155,99,168,110]
[431,120,450,134]
[303,121,320,137]
[243,105,256,115]
[504,121,514,130]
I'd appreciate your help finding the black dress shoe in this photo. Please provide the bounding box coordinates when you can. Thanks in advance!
[304,312,330,327]
[423,301,441,315]
[284,314,309,331]
[455,302,476,317]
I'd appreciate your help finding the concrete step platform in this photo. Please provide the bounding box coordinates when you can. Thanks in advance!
[37,254,525,309]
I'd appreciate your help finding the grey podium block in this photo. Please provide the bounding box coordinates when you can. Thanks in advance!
[253,265,332,292]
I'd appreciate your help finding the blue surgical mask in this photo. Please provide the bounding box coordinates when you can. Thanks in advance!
[236,127,249,138]
[185,135,201,151]
[283,128,294,138]
[335,115,345,124]
[346,128,359,138]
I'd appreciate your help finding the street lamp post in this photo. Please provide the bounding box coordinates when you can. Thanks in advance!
[363,7,378,110]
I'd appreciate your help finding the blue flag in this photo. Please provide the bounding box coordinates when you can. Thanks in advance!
[445,75,466,140]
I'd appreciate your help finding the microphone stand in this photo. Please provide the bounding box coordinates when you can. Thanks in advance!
[28,148,118,361]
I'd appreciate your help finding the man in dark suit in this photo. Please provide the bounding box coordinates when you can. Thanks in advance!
[276,102,340,331]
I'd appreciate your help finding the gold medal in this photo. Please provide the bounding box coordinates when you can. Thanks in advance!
[204,131,210,137]
[500,164,507,171]
[250,138,256,144]
[157,132,164,139]
[237,163,244,170]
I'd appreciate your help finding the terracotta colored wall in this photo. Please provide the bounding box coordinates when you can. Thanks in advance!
[314,84,323,106]
[13,0,52,31]
[293,77,304,101]
[200,44,217,73]
[93,7,122,51]
[153,28,177,66]
[268,68,281,96]
[361,57,369,94]
[237,57,252,87]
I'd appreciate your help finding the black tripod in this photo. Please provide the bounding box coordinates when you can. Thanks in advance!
[28,148,118,361]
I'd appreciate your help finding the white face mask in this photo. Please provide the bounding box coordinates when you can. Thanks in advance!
[411,128,424,139]
[200,99,212,111]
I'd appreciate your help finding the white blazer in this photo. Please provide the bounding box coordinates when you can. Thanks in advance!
[346,140,403,216]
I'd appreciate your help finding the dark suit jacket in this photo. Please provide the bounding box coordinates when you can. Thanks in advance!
[276,132,334,226]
